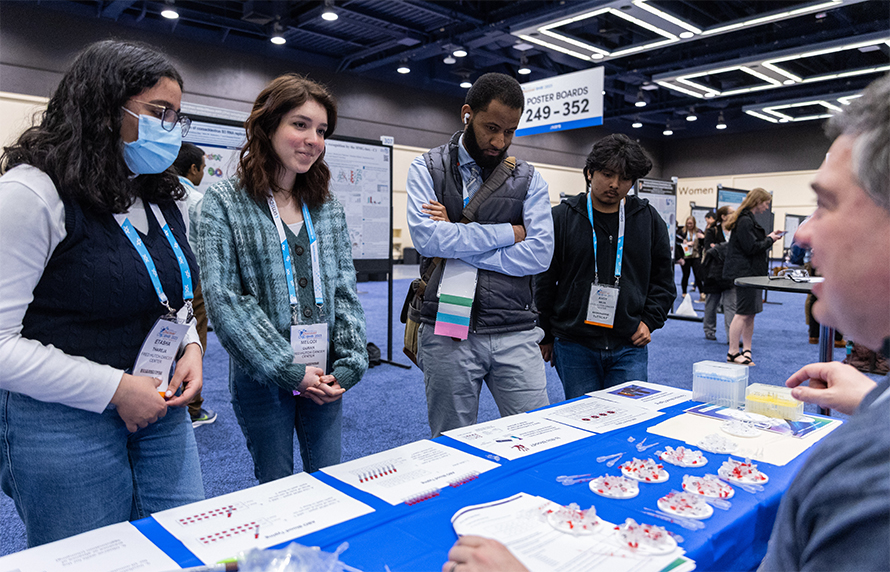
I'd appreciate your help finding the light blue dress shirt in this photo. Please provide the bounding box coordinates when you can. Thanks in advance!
[406,134,554,277]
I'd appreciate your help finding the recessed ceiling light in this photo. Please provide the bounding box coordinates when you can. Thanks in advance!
[679,31,694,39]
[591,53,604,60]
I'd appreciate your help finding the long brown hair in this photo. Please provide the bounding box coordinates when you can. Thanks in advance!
[724,187,771,231]
[238,74,337,207]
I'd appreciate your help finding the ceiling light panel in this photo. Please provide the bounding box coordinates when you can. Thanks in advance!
[743,89,861,123]
[654,32,889,99]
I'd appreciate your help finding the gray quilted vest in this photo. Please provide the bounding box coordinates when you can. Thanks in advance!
[417,132,538,334]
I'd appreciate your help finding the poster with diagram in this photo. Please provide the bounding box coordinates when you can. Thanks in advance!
[325,139,392,260]
[183,120,246,194]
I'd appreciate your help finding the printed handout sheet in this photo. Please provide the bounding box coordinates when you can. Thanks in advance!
[443,413,593,460]
[451,493,695,572]
[0,522,178,572]
[152,472,374,564]
[590,381,693,411]
[535,395,662,433]
[322,440,500,505]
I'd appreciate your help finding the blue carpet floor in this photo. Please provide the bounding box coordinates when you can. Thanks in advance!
[0,268,857,555]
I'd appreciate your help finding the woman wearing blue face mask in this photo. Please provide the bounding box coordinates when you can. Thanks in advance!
[0,40,204,547]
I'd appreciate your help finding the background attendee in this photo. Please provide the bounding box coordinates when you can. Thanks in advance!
[722,189,784,365]
[675,215,704,299]
[172,142,216,427]
[536,134,675,399]
[406,73,553,436]
[199,74,367,483]
[0,39,204,547]
[701,206,735,341]
[759,73,889,572]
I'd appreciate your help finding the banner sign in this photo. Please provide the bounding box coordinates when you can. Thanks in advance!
[516,67,604,137]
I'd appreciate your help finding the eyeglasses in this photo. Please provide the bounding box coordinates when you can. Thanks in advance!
[130,99,191,136]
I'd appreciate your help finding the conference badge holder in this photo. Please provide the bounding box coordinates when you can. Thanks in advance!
[290,323,329,374]
[586,283,619,328]
[132,308,191,396]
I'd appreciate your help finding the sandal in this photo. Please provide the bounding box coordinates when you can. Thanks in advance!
[727,352,753,366]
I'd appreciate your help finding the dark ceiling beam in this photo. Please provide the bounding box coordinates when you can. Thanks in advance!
[100,0,136,20]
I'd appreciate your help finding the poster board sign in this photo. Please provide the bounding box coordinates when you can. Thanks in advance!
[690,204,713,233]
[718,185,774,234]
[183,120,245,194]
[516,68,604,137]
[784,214,809,249]
[636,178,677,256]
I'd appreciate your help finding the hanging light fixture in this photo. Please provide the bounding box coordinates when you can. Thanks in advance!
[321,0,338,21]
[632,116,643,129]
[635,90,647,108]
[397,60,410,74]
[161,0,179,19]
[716,113,727,130]
[453,47,468,58]
[270,20,286,45]
[663,122,673,136]
[518,55,531,75]
[686,108,698,121]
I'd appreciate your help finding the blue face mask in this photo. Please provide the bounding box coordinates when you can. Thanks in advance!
[121,108,182,175]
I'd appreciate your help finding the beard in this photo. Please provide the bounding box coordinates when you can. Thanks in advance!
[464,120,507,169]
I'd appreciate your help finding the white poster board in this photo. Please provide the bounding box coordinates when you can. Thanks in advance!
[183,120,246,194]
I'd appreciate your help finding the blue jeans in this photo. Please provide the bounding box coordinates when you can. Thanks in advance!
[0,390,203,547]
[553,338,649,400]
[230,361,342,483]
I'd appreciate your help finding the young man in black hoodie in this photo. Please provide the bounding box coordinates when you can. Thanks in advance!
[536,134,675,399]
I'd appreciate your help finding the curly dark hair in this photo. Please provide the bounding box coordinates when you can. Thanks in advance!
[465,72,524,113]
[583,134,653,188]
[0,40,185,213]
[238,74,336,208]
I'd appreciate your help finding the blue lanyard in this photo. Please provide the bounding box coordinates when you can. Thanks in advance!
[586,194,625,286]
[267,196,325,323]
[116,203,193,313]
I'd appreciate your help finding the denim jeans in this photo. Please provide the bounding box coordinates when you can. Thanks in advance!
[230,361,342,483]
[0,390,203,547]
[553,338,649,400]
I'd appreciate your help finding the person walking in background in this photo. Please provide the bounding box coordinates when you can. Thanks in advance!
[405,73,553,437]
[199,74,368,483]
[172,142,216,427]
[0,39,204,547]
[675,215,704,299]
[701,207,735,341]
[536,134,675,399]
[722,189,784,365]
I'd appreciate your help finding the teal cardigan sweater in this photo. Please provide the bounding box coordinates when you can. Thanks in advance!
[198,178,367,392]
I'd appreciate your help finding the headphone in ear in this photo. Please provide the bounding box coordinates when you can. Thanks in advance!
[463,113,470,125]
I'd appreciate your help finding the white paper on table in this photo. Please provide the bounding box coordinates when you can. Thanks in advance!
[590,381,693,411]
[321,440,499,505]
[0,522,178,572]
[535,395,662,433]
[443,413,592,460]
[451,493,694,572]
[646,412,842,466]
[152,472,374,565]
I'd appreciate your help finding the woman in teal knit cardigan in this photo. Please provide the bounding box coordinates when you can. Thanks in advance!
[198,74,367,482]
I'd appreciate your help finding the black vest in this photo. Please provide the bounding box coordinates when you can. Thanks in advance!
[418,132,537,334]
[21,196,198,371]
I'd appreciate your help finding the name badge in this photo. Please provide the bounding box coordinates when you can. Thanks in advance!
[585,283,619,328]
[133,317,190,395]
[291,323,329,373]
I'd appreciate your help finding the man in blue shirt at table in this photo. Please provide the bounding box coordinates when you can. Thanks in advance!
[442,74,890,572]
[406,73,554,437]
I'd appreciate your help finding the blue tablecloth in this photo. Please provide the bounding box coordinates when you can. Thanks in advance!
[136,400,818,571]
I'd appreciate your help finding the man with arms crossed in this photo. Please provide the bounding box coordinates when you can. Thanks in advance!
[536,134,675,399]
[406,73,553,437]
[443,76,889,572]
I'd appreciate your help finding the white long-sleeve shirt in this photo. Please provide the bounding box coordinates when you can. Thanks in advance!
[0,165,199,413]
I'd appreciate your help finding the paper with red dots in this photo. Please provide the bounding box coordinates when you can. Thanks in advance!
[536,395,662,434]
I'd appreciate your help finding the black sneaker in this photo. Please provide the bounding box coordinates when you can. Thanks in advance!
[705,333,717,341]
[191,408,217,428]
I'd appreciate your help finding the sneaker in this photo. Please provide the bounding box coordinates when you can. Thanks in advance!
[191,408,217,428]
[705,333,717,341]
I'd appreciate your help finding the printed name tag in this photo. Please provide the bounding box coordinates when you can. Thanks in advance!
[133,317,190,395]
[291,323,329,373]
[585,283,619,328]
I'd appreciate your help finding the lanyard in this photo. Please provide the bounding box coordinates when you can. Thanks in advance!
[267,195,325,323]
[116,202,194,314]
[457,159,481,208]
[586,194,625,286]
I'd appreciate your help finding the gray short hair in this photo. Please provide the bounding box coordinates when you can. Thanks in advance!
[826,75,890,213]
